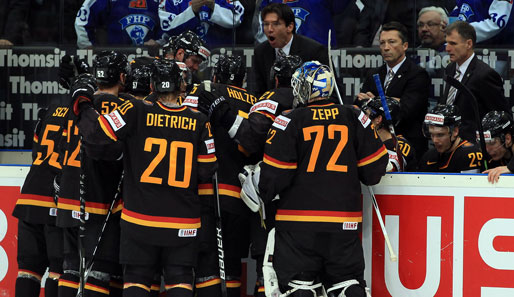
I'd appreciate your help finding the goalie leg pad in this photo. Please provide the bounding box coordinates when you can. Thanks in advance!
[262,228,281,297]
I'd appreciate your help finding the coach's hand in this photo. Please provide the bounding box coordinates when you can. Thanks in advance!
[70,73,96,116]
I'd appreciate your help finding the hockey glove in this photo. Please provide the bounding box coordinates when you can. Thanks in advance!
[70,73,96,116]
[59,55,91,90]
[197,91,230,121]
[238,162,264,213]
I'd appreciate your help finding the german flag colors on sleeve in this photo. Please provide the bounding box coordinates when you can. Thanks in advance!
[263,153,297,169]
[357,144,388,167]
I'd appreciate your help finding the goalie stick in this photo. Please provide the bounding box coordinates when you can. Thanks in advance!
[213,172,228,297]
[368,186,397,262]
[328,30,344,105]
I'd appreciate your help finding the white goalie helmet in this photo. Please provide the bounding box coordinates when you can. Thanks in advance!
[291,61,335,108]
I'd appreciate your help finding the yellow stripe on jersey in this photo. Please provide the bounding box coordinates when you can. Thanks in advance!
[196,278,221,288]
[197,154,217,163]
[121,209,201,229]
[85,283,109,295]
[357,145,388,167]
[124,283,150,292]
[165,283,193,291]
[17,270,42,281]
[275,209,362,223]
[263,154,297,169]
[98,116,117,141]
[59,279,79,289]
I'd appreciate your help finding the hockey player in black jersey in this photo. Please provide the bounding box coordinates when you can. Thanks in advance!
[361,97,417,171]
[242,61,388,297]
[71,58,217,297]
[419,104,483,173]
[126,56,155,100]
[182,54,256,297]
[57,51,131,297]
[12,105,67,297]
[480,111,514,183]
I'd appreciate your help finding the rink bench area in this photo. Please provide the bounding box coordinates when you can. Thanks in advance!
[1,165,513,297]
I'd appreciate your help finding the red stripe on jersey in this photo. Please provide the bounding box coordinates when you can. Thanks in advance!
[276,209,362,223]
[33,134,39,143]
[198,154,217,163]
[16,194,56,208]
[357,145,388,167]
[255,110,276,121]
[263,154,297,169]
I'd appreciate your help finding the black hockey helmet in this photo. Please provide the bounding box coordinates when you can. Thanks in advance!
[480,110,514,144]
[126,56,155,97]
[422,104,461,138]
[163,30,210,61]
[150,59,183,93]
[93,51,129,86]
[212,55,246,87]
[270,55,302,88]
[362,97,400,128]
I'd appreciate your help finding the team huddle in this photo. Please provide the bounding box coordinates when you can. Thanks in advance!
[12,25,514,297]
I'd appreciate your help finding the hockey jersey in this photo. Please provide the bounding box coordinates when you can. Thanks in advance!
[12,104,69,225]
[56,93,128,227]
[78,98,217,245]
[259,101,388,233]
[256,0,351,46]
[418,139,483,173]
[184,82,256,214]
[159,0,244,47]
[229,87,295,157]
[383,135,417,172]
[75,0,162,48]
[450,0,514,45]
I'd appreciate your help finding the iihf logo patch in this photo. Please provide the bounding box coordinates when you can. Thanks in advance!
[120,14,156,45]
[458,4,475,21]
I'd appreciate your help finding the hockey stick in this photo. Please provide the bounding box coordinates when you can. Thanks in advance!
[368,186,397,262]
[373,74,404,171]
[77,138,86,297]
[83,171,124,283]
[213,172,228,297]
[443,74,488,170]
[328,30,343,105]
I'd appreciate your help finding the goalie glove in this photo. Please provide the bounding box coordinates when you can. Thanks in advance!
[238,162,264,213]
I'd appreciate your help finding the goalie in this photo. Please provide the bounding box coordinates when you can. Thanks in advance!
[240,61,388,297]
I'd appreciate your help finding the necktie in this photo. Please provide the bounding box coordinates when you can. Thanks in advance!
[384,69,394,92]
[446,69,462,105]
[277,48,285,58]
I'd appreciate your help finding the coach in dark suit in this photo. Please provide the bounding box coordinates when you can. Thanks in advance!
[440,21,509,143]
[252,3,329,97]
[358,22,430,157]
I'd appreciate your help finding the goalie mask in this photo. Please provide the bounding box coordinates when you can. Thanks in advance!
[212,55,246,87]
[362,97,400,129]
[270,55,302,88]
[480,110,514,144]
[422,104,461,138]
[150,59,183,93]
[93,50,129,86]
[291,61,334,108]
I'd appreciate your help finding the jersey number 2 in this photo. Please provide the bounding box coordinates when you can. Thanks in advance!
[303,124,348,172]
[140,137,193,188]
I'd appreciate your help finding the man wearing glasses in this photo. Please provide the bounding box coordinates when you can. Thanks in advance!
[252,3,329,97]
[417,6,448,51]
